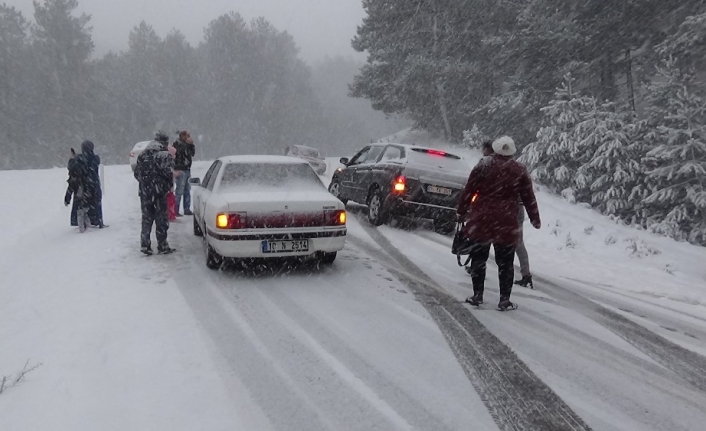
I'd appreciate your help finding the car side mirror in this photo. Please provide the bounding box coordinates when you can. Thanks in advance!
[189,177,201,186]
[339,157,349,166]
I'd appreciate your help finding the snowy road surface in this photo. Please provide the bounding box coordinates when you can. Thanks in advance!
[1,163,706,431]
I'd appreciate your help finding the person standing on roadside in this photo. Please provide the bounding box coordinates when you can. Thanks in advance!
[134,131,175,255]
[514,206,534,289]
[457,136,541,311]
[172,130,196,216]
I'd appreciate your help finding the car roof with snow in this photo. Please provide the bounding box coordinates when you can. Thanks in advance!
[218,155,310,165]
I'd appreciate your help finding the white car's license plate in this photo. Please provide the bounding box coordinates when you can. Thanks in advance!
[261,239,310,253]
[427,185,452,196]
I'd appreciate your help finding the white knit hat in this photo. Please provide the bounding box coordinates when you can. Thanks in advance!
[492,136,516,156]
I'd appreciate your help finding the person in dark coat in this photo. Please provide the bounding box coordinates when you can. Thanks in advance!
[67,141,105,227]
[457,136,541,310]
[134,132,175,255]
[172,130,196,216]
[65,147,94,233]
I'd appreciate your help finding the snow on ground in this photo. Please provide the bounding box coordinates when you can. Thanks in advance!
[0,163,492,431]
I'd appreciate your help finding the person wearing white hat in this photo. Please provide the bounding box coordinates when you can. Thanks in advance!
[457,136,541,311]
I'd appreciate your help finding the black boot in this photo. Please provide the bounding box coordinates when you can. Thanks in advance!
[514,275,533,289]
[465,293,484,306]
[498,296,518,311]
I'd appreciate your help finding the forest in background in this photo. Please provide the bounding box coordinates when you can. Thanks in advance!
[0,0,407,170]
[352,0,706,245]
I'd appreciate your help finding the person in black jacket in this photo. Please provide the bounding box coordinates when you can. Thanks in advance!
[172,130,196,216]
[65,146,95,233]
[134,132,175,255]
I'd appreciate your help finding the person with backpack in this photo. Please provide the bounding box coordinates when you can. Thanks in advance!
[172,130,196,216]
[134,132,176,255]
[65,145,95,233]
[456,136,541,311]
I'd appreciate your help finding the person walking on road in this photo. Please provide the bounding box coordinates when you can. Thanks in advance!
[134,131,176,255]
[514,207,534,289]
[457,136,541,311]
[172,130,196,216]
[65,146,95,233]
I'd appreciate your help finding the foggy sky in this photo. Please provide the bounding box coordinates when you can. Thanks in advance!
[6,0,367,63]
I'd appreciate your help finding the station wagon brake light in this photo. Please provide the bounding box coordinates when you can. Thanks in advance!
[427,149,447,157]
[393,176,406,192]
[471,192,478,203]
[216,212,247,229]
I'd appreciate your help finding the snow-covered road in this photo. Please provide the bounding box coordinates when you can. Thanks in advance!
[2,162,706,431]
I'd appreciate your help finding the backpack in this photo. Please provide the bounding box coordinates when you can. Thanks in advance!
[136,149,171,196]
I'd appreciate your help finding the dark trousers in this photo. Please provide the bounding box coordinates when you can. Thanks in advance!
[140,194,169,249]
[468,243,516,298]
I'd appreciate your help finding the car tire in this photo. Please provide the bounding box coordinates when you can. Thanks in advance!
[367,190,388,226]
[320,252,337,265]
[434,218,456,236]
[206,243,222,270]
[328,180,348,205]
[193,216,203,237]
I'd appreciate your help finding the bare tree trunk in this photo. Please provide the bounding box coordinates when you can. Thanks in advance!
[433,14,453,139]
[626,49,636,112]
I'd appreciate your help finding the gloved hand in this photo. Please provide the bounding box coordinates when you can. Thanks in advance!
[532,220,541,229]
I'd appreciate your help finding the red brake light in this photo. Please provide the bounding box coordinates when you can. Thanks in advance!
[427,149,447,157]
[325,210,346,226]
[216,213,247,229]
[471,192,478,203]
[393,176,406,192]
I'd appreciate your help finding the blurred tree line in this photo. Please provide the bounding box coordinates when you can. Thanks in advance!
[0,0,407,170]
[353,0,706,245]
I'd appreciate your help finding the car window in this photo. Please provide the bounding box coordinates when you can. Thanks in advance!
[360,145,384,164]
[381,146,403,161]
[407,149,468,173]
[205,161,222,191]
[218,162,324,192]
[201,161,219,189]
[298,147,320,158]
[348,147,371,166]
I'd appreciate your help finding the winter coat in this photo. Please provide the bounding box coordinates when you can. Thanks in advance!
[134,142,174,198]
[172,138,195,171]
[457,154,541,246]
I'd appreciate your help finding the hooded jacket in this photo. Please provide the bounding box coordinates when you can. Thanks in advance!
[457,154,540,246]
[134,141,174,198]
[172,138,195,171]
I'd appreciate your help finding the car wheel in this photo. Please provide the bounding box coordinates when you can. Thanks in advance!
[320,252,337,265]
[367,190,388,226]
[328,181,348,205]
[434,218,457,236]
[206,244,222,270]
[193,216,203,237]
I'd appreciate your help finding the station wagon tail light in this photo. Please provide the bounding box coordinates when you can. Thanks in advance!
[393,176,406,192]
[325,210,346,226]
[216,212,247,229]
[471,192,478,203]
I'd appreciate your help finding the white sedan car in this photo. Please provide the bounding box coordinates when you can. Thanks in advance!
[191,155,347,269]
[129,141,152,171]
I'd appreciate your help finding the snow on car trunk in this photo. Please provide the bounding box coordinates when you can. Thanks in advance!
[223,190,341,214]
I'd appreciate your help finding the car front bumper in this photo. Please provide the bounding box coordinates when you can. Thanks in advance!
[207,228,346,258]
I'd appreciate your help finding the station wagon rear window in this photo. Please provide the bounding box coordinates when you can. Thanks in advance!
[407,148,467,172]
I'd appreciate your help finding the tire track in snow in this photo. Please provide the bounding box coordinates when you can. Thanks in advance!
[347,229,593,431]
[412,226,706,394]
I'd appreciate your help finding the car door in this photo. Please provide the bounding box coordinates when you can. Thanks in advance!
[340,146,371,201]
[374,145,405,190]
[197,161,222,227]
[354,145,385,202]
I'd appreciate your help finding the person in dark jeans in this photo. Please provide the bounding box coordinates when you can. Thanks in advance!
[457,136,541,310]
[134,132,175,255]
[172,130,196,216]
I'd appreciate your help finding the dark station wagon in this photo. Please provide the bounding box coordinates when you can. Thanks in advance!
[328,143,471,234]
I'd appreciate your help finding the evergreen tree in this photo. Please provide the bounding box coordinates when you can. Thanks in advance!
[520,78,597,201]
[642,58,706,244]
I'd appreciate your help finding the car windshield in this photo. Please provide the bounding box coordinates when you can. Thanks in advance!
[218,162,324,192]
[297,147,320,158]
[407,149,467,172]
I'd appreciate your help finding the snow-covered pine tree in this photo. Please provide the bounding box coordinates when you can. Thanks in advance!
[580,103,643,219]
[462,125,488,150]
[520,76,598,202]
[642,58,706,244]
